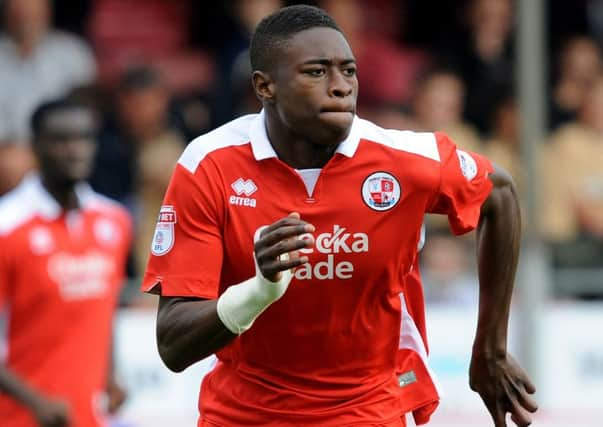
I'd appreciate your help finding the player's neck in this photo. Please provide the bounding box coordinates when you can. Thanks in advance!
[264,115,338,169]
[41,176,80,211]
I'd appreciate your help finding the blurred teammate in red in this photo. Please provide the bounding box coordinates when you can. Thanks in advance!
[0,99,131,427]
[144,5,537,426]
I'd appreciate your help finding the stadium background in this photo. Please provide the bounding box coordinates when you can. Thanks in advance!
[0,0,602,426]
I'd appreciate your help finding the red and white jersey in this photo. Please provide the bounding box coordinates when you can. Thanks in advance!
[0,175,131,427]
[143,111,493,426]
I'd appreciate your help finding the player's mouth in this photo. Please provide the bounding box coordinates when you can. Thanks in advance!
[320,106,355,114]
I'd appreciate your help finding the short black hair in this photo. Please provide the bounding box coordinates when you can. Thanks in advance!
[118,65,162,92]
[31,98,91,140]
[249,5,342,72]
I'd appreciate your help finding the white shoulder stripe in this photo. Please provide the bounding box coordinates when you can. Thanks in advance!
[0,182,37,235]
[179,114,257,173]
[356,118,440,162]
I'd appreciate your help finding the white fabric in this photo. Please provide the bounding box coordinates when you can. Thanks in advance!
[179,114,256,173]
[398,293,443,396]
[216,256,293,335]
[178,109,442,175]
[248,109,362,161]
[0,31,96,144]
[0,173,114,235]
[295,168,321,197]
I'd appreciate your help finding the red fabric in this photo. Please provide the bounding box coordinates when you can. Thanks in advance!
[356,35,429,107]
[0,189,131,427]
[143,115,493,425]
[396,263,439,425]
[88,0,214,92]
[428,132,494,234]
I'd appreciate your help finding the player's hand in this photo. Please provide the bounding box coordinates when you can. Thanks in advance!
[106,378,127,414]
[469,352,538,427]
[31,397,71,427]
[255,212,315,282]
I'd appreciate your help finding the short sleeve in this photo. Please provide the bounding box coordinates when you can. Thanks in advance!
[0,234,12,308]
[428,132,494,235]
[141,161,224,299]
[114,206,134,279]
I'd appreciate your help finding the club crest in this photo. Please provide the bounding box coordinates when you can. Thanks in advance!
[151,205,177,256]
[361,172,401,211]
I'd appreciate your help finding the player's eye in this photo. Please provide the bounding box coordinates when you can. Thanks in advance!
[304,68,326,77]
[343,66,357,77]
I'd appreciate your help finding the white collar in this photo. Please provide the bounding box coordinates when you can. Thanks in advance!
[21,173,96,220]
[249,109,361,161]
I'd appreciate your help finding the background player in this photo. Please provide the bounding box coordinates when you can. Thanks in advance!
[144,5,537,426]
[0,99,131,427]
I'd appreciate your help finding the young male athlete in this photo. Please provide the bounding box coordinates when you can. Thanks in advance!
[0,99,131,427]
[143,5,537,426]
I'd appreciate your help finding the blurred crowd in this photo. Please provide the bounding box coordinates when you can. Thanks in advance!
[0,0,602,305]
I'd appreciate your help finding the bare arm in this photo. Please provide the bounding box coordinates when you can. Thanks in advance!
[0,365,70,427]
[105,325,127,414]
[156,297,235,372]
[155,213,314,372]
[470,165,538,427]
[474,166,520,360]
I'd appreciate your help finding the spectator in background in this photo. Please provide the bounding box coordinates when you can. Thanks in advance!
[440,0,514,136]
[87,0,212,95]
[87,0,215,141]
[585,0,603,53]
[214,0,282,123]
[408,68,483,153]
[0,0,96,144]
[228,49,262,118]
[483,95,524,193]
[541,74,603,262]
[407,68,483,233]
[90,66,185,276]
[549,36,603,130]
[0,0,96,195]
[0,144,37,196]
[421,232,478,306]
[320,0,429,112]
[0,98,130,427]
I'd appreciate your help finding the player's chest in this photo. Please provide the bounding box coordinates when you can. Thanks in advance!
[12,215,122,303]
[220,161,428,281]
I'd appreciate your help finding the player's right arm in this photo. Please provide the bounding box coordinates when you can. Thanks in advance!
[0,232,71,427]
[145,158,313,372]
[155,213,314,372]
[0,367,70,427]
[428,134,537,427]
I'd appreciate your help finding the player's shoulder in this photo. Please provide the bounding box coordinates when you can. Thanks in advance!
[0,178,40,236]
[178,114,257,173]
[82,188,131,226]
[354,117,441,162]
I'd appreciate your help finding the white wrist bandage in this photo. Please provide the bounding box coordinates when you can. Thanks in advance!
[216,258,293,335]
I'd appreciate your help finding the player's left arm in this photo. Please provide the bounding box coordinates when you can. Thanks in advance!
[105,332,126,414]
[470,165,538,427]
[103,211,132,414]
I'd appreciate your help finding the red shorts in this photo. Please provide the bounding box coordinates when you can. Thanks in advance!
[198,416,406,426]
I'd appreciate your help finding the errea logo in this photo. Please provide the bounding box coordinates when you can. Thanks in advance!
[231,178,257,196]
[230,178,257,207]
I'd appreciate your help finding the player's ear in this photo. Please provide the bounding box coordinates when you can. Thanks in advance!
[252,71,276,104]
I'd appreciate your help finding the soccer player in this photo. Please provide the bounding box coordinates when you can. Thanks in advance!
[0,99,131,427]
[143,5,538,426]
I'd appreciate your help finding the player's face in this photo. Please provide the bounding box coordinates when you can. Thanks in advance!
[35,108,97,185]
[272,27,358,145]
